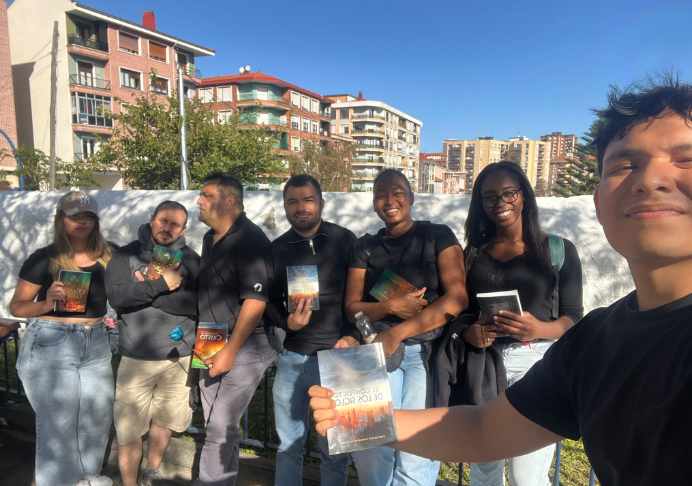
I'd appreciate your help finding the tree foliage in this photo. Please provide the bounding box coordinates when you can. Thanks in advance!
[287,139,354,192]
[92,74,285,190]
[552,121,601,197]
[2,145,100,191]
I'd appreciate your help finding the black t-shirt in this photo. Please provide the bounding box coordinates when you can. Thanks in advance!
[18,245,110,318]
[466,237,584,344]
[505,291,692,486]
[348,221,461,342]
[198,212,271,332]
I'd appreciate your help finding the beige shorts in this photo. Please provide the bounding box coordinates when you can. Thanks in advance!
[114,355,193,445]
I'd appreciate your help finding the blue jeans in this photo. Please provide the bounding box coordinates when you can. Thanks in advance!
[352,344,440,486]
[470,342,556,486]
[273,349,349,486]
[16,319,115,486]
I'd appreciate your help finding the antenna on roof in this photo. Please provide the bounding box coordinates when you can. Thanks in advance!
[239,67,245,74]
[245,65,251,72]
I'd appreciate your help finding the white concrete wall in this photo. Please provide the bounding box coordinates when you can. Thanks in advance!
[0,191,634,318]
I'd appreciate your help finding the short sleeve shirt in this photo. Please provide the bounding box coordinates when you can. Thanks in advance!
[198,212,270,329]
[348,221,461,328]
[505,291,692,486]
[18,245,108,318]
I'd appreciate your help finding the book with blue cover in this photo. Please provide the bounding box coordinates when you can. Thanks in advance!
[287,265,320,312]
[317,343,398,454]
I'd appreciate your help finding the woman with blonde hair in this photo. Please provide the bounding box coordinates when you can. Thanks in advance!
[10,192,115,486]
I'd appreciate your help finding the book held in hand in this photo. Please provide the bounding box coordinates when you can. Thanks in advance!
[55,270,91,313]
[317,343,398,454]
[191,322,229,369]
[146,245,183,280]
[368,268,416,302]
[477,290,523,323]
[287,265,320,312]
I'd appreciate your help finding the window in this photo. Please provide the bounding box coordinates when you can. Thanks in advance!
[150,76,169,95]
[312,121,318,134]
[217,86,232,102]
[120,69,141,90]
[340,124,349,134]
[302,96,309,110]
[340,109,348,119]
[118,32,139,54]
[311,99,319,113]
[291,92,299,107]
[80,137,99,157]
[218,110,233,124]
[302,118,309,132]
[199,87,213,103]
[71,92,113,127]
[77,61,93,87]
[292,137,300,151]
[183,85,195,100]
[291,115,299,130]
[177,52,188,69]
[148,41,167,62]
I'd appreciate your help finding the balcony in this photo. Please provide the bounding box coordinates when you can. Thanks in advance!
[69,74,111,91]
[353,156,384,164]
[356,141,384,148]
[320,109,331,117]
[353,113,386,120]
[352,127,385,136]
[238,92,284,102]
[67,34,108,53]
[176,63,202,78]
[353,170,378,180]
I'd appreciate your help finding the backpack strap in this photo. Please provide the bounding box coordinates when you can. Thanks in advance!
[547,233,565,320]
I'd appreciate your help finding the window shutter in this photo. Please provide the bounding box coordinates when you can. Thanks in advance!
[149,42,167,61]
[119,33,139,53]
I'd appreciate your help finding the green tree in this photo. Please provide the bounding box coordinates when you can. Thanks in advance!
[288,139,354,192]
[2,145,100,191]
[552,121,601,197]
[93,73,284,189]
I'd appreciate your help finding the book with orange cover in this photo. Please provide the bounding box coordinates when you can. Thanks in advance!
[55,270,91,313]
[191,323,229,369]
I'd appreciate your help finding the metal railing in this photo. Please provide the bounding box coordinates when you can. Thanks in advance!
[176,63,202,78]
[353,127,385,134]
[238,92,284,102]
[353,156,384,163]
[0,322,596,486]
[353,113,386,120]
[69,74,111,90]
[67,34,109,53]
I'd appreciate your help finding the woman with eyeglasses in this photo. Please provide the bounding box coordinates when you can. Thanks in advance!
[10,192,115,486]
[461,161,583,486]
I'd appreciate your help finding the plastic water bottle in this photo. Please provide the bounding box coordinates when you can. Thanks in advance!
[354,311,378,344]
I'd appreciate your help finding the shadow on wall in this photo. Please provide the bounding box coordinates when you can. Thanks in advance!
[0,191,634,317]
[12,62,35,149]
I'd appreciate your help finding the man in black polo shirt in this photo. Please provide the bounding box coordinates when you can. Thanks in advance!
[310,77,692,485]
[266,175,358,486]
[193,172,280,486]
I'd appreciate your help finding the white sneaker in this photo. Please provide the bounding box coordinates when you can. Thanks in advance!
[82,474,113,486]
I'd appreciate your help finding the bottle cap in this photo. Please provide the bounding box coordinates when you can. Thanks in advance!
[354,311,364,319]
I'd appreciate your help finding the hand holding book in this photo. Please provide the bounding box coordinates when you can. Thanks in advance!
[386,287,428,320]
[493,310,547,342]
[287,298,313,331]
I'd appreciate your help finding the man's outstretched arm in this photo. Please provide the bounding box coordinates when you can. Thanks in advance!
[309,386,563,464]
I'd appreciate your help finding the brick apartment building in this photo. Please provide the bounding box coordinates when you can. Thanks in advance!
[419,155,465,194]
[199,70,334,159]
[8,0,214,189]
[540,131,578,160]
[0,0,18,188]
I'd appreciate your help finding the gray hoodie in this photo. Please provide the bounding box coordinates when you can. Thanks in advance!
[105,224,200,360]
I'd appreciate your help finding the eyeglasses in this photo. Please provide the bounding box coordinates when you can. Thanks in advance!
[481,189,521,208]
[66,212,98,222]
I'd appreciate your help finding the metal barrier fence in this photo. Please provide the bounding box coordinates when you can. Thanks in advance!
[0,325,596,485]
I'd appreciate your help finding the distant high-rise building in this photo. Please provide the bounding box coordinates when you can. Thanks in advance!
[540,132,578,160]
[442,136,551,193]
[328,92,422,192]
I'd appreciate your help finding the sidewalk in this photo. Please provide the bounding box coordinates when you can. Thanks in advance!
[0,403,362,486]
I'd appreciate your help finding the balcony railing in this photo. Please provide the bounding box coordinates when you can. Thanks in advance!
[238,92,284,102]
[357,141,384,147]
[69,74,111,90]
[353,113,385,120]
[320,110,331,117]
[67,34,108,53]
[353,156,384,163]
[353,127,384,134]
[176,63,202,78]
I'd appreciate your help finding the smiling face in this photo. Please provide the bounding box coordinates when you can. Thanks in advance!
[150,207,187,246]
[595,111,692,265]
[373,172,414,226]
[284,183,324,235]
[480,169,525,231]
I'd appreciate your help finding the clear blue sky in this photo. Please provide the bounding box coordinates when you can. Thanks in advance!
[24,0,692,152]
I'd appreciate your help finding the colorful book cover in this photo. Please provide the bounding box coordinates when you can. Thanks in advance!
[55,270,91,313]
[368,268,416,302]
[287,265,320,312]
[146,245,183,280]
[477,290,524,323]
[317,343,398,454]
[191,322,229,369]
